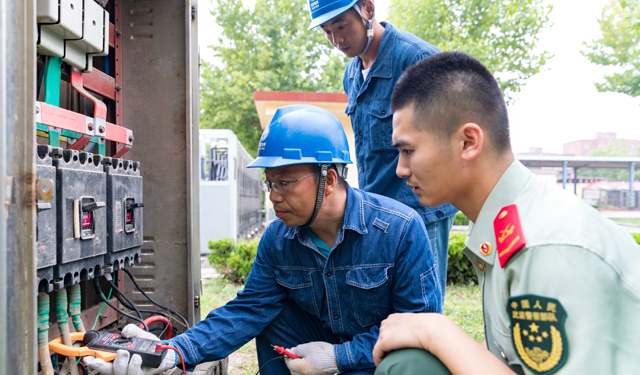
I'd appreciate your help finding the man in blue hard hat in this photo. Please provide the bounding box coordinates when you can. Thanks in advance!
[85,105,442,375]
[307,0,458,298]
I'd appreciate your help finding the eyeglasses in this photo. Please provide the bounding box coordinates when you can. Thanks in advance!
[260,171,318,194]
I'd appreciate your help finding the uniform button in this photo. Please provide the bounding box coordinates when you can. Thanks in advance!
[359,132,363,139]
[381,109,387,115]
[360,167,364,172]
[435,211,444,219]
[333,313,339,319]
[477,263,485,271]
[326,271,332,277]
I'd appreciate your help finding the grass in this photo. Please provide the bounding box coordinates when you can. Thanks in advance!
[201,278,484,374]
[611,218,640,225]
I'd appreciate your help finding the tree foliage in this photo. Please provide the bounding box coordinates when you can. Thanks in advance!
[582,0,640,97]
[579,139,640,181]
[200,0,346,156]
[387,0,553,101]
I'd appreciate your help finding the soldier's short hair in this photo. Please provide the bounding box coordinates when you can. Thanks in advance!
[391,51,511,153]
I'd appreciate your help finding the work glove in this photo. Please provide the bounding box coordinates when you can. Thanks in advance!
[284,341,339,375]
[84,324,176,375]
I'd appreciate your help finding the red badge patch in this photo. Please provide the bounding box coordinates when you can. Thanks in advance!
[494,204,526,268]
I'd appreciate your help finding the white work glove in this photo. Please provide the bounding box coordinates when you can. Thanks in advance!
[84,324,176,375]
[284,341,339,375]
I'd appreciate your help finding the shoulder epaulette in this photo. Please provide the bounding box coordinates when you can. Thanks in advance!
[494,204,527,268]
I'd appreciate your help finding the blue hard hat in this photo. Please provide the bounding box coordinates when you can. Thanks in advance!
[247,104,352,169]
[307,0,358,29]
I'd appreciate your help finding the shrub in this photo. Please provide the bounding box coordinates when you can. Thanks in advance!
[208,238,259,284]
[447,232,478,285]
[453,211,470,226]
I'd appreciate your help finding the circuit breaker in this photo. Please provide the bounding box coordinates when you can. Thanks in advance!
[104,157,144,272]
[54,149,107,288]
[36,145,59,293]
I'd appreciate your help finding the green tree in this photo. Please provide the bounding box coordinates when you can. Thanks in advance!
[388,0,553,101]
[582,0,640,97]
[579,139,640,181]
[200,0,346,156]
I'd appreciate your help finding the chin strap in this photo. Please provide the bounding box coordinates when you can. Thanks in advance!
[301,164,329,228]
[353,4,375,57]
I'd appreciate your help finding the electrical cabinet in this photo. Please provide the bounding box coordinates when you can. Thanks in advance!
[104,157,144,272]
[53,149,107,288]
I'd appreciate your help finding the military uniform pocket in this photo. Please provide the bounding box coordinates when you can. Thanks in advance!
[346,266,393,326]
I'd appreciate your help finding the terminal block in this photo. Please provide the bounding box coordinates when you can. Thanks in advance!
[35,145,59,293]
[54,149,107,288]
[104,158,144,272]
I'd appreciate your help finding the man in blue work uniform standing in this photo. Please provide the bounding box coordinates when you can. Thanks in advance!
[85,105,441,375]
[307,0,457,296]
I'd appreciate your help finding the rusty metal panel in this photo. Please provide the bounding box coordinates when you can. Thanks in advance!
[121,0,201,325]
[0,0,37,373]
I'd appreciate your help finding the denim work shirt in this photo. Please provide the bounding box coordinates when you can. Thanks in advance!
[343,22,457,224]
[171,186,442,372]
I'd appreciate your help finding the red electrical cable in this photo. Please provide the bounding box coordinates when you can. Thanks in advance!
[155,344,185,373]
[139,316,172,339]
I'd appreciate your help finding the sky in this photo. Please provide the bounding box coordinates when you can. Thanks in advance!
[198,0,640,154]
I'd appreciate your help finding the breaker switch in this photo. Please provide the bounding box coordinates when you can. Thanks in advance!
[124,198,143,233]
[74,197,105,240]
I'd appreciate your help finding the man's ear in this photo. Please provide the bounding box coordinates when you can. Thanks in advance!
[362,0,375,19]
[324,168,339,196]
[455,123,483,162]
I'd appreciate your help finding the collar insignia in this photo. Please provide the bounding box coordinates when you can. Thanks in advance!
[508,295,569,375]
[494,204,526,268]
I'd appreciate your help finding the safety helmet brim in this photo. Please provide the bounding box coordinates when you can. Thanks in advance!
[308,0,358,29]
[247,157,352,169]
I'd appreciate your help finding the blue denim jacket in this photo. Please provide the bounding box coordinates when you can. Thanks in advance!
[343,22,458,224]
[171,186,442,372]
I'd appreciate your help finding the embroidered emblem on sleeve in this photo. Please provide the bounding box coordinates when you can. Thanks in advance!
[494,204,526,268]
[507,295,568,375]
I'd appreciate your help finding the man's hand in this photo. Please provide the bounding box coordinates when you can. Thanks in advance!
[84,324,176,375]
[284,341,338,375]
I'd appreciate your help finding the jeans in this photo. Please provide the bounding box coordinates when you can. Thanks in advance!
[426,215,455,301]
[256,300,375,375]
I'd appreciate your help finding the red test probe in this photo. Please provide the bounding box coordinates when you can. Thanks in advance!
[272,345,299,359]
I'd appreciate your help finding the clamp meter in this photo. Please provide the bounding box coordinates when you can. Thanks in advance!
[48,330,168,368]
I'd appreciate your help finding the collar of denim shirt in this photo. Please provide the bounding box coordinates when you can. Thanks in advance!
[284,184,368,250]
[348,22,396,81]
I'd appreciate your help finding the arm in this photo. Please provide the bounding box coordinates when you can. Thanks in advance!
[170,228,289,370]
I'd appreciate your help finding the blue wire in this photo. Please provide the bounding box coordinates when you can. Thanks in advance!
[87,143,96,153]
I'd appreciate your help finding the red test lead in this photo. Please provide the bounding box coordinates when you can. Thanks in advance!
[272,345,299,359]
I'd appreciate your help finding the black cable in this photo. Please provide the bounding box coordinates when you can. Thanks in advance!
[254,356,285,375]
[121,268,190,329]
[93,278,149,331]
[104,274,147,331]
